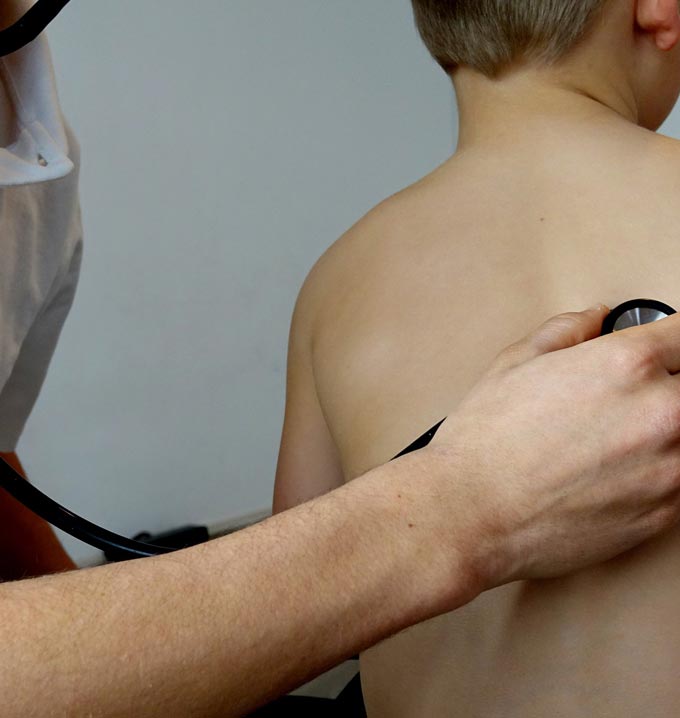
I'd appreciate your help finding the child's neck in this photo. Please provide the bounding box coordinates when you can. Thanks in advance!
[451,65,642,154]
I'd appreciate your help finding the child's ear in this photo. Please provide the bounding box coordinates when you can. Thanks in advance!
[636,0,680,51]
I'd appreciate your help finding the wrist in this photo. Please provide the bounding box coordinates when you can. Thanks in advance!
[390,444,518,607]
[355,449,493,622]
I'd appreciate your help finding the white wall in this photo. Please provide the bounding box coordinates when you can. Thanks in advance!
[18,1,456,565]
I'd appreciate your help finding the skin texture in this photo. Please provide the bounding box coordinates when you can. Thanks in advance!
[273,0,680,715]
[0,0,30,30]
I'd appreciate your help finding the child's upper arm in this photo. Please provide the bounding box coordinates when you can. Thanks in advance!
[272,270,345,514]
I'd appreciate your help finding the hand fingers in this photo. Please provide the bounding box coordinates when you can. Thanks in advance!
[492,304,611,372]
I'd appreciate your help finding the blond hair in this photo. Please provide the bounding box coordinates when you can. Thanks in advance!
[412,0,611,78]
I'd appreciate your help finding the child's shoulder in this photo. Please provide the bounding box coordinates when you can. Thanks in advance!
[293,175,443,326]
[302,167,455,294]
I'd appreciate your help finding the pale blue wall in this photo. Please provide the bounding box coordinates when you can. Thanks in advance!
[19,1,456,564]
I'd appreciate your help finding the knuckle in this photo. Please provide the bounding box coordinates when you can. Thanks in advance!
[669,470,680,497]
[651,461,680,498]
[496,312,587,368]
[538,314,583,343]
[497,341,519,360]
[651,502,680,533]
[611,339,658,379]
[663,455,680,493]
[647,394,680,445]
[548,313,582,329]
[494,341,524,368]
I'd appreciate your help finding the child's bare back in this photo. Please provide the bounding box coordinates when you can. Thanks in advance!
[299,125,680,717]
[274,1,680,714]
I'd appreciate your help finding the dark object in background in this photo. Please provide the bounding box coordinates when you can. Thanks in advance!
[102,524,209,563]
[250,674,366,717]
[249,696,336,717]
[336,675,367,717]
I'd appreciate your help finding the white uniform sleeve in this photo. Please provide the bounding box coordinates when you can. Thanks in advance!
[0,238,83,452]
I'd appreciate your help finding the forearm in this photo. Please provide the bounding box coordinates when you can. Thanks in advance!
[0,450,480,718]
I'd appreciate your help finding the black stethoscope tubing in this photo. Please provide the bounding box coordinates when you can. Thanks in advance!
[0,463,176,559]
[0,0,72,58]
[0,299,675,560]
[0,413,450,560]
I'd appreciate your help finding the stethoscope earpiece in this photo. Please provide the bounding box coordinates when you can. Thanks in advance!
[601,299,676,336]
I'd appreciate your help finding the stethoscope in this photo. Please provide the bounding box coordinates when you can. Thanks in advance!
[0,299,674,561]
[0,5,677,564]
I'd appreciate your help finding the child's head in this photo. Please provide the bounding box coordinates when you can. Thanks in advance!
[412,0,610,78]
[411,0,680,130]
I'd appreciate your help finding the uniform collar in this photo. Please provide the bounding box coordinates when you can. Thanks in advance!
[0,31,74,187]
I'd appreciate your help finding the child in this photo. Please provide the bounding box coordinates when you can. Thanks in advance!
[274,1,680,715]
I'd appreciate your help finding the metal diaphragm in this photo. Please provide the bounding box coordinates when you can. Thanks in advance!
[601,299,676,335]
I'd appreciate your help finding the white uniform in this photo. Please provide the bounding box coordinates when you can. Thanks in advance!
[0,32,82,451]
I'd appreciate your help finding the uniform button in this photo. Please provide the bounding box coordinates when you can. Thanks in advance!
[37,153,48,167]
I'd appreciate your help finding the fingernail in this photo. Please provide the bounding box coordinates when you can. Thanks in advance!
[588,303,609,312]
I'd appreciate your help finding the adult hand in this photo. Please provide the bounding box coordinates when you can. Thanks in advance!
[425,304,680,595]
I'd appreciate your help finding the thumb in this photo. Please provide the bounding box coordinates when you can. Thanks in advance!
[493,304,611,372]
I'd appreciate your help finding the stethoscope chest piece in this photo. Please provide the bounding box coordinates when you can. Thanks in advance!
[601,299,676,335]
